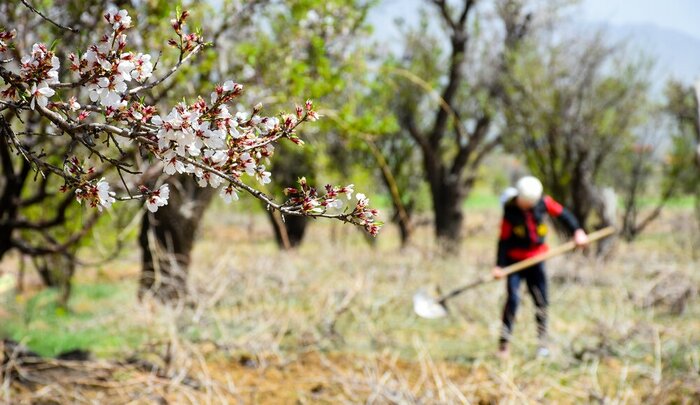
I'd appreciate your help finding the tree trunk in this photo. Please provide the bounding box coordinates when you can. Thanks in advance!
[0,118,26,262]
[370,136,414,248]
[594,187,618,257]
[430,178,465,251]
[138,175,215,302]
[266,209,307,249]
[394,199,413,248]
[34,254,75,308]
[263,143,313,249]
[621,157,644,240]
[570,161,595,233]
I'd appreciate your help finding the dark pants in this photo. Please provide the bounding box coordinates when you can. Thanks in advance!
[499,261,548,348]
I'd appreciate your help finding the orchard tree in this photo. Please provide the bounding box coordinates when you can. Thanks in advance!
[335,75,421,247]
[392,0,531,249]
[133,0,274,299]
[1,0,236,301]
[503,33,649,234]
[234,0,378,249]
[617,112,679,241]
[0,6,381,301]
[0,0,139,304]
[664,80,700,232]
[137,0,381,255]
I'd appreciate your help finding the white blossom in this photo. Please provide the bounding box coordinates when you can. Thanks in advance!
[261,117,279,133]
[117,55,135,81]
[88,76,126,108]
[106,8,132,30]
[46,55,60,84]
[344,184,354,200]
[220,185,239,204]
[29,82,55,110]
[199,121,226,150]
[96,178,116,211]
[162,150,188,175]
[196,170,224,188]
[239,152,256,176]
[146,184,169,212]
[67,96,81,111]
[235,111,249,122]
[205,149,228,164]
[326,198,343,210]
[222,80,235,91]
[256,167,271,185]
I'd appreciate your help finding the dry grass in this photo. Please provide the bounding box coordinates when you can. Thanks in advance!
[2,207,700,403]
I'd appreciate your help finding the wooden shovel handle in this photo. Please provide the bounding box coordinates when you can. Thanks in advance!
[500,226,616,277]
[437,226,616,304]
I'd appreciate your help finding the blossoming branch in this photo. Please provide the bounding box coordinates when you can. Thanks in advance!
[0,8,381,235]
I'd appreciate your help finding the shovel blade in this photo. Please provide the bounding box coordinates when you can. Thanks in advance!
[413,290,448,319]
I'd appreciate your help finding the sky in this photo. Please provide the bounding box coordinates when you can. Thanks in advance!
[369,0,700,85]
[373,0,700,40]
[582,0,700,41]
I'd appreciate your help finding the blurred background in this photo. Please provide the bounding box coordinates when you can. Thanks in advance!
[0,0,698,402]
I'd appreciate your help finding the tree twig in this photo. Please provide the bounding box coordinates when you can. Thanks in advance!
[19,0,80,33]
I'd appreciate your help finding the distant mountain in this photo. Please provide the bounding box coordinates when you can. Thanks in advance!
[369,2,700,92]
[590,21,700,88]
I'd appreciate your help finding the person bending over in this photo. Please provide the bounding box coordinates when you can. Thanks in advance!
[493,176,588,358]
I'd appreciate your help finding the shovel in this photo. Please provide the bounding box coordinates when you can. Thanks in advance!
[413,226,616,319]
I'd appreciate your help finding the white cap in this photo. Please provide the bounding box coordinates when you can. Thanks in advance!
[516,176,543,204]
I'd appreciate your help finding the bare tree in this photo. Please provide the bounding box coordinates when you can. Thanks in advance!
[619,114,678,241]
[394,0,531,249]
[503,32,649,235]
[664,80,700,233]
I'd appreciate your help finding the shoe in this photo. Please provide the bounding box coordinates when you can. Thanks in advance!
[536,346,550,358]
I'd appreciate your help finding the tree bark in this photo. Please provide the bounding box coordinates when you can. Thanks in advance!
[34,254,75,308]
[369,135,414,247]
[138,175,215,302]
[594,187,618,257]
[395,1,528,250]
[430,177,466,250]
[393,200,413,248]
[262,142,313,249]
[266,209,307,249]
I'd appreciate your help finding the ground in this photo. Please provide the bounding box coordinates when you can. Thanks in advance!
[0,202,699,404]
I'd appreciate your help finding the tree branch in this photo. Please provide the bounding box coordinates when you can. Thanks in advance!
[450,115,490,175]
[127,43,206,95]
[20,0,80,33]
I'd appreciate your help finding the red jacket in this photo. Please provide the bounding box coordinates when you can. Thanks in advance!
[497,195,581,267]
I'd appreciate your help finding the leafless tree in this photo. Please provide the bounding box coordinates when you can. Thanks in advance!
[503,32,649,236]
[394,0,531,249]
